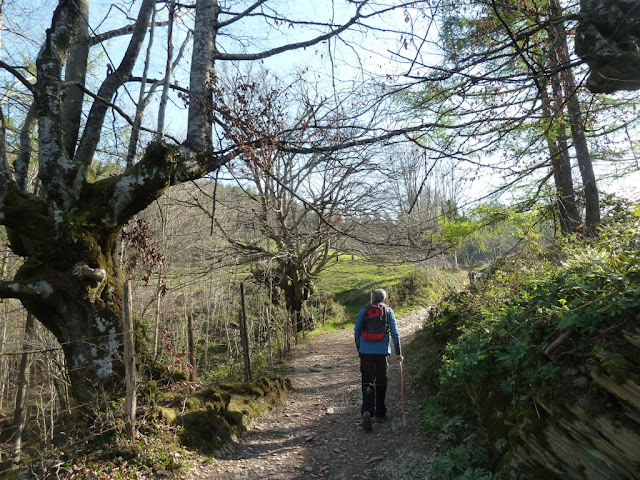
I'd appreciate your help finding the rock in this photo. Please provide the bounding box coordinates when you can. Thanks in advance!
[495,338,640,478]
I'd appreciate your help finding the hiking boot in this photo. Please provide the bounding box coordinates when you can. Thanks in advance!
[362,411,372,431]
[375,416,386,424]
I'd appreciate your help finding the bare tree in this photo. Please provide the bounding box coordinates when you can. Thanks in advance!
[174,70,390,329]
[0,0,432,403]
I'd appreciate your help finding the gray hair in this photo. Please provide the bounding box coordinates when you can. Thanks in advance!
[371,288,387,303]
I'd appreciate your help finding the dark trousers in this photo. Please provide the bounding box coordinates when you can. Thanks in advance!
[359,353,389,418]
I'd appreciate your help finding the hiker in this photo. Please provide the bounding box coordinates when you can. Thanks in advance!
[354,288,403,431]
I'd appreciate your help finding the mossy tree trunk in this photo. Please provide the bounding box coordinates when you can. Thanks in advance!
[0,0,219,403]
[271,261,315,333]
[2,151,177,401]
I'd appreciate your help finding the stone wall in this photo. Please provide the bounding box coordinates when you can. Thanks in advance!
[492,327,640,478]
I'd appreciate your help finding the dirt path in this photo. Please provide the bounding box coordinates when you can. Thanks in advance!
[187,308,434,480]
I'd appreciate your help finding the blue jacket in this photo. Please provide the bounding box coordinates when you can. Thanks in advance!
[354,303,402,356]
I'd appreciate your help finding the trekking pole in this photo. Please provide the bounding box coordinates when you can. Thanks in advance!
[399,360,406,427]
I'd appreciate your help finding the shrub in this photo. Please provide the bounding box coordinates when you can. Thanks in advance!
[414,218,640,477]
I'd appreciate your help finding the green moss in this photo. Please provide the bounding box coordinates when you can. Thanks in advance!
[144,376,289,455]
[184,396,202,411]
[3,185,52,256]
[599,352,634,383]
[179,410,235,454]
[139,380,160,404]
[201,387,231,405]
[219,382,263,396]
[228,395,258,416]
[153,406,178,424]
[225,410,244,427]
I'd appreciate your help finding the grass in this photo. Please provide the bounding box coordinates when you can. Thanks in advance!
[315,255,414,317]
[306,317,345,338]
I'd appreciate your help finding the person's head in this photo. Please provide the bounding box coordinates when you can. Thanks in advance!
[371,288,387,304]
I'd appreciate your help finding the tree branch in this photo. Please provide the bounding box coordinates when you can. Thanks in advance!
[216,0,369,61]
[14,104,38,192]
[217,0,268,28]
[90,20,169,45]
[0,61,35,93]
[69,82,182,145]
[0,279,54,301]
[544,328,573,356]
[73,0,156,172]
[33,0,91,211]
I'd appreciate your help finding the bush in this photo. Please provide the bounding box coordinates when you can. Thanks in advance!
[413,217,640,477]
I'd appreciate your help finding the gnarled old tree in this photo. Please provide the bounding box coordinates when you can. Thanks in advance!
[0,0,429,403]
[576,0,640,93]
[178,70,415,331]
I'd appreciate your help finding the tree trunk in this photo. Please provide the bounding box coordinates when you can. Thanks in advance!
[239,283,252,383]
[123,281,137,440]
[564,89,600,236]
[550,0,600,236]
[61,0,89,159]
[187,311,196,382]
[7,205,125,403]
[0,310,7,412]
[2,145,183,405]
[279,269,313,333]
[0,252,8,412]
[541,80,582,235]
[265,305,273,369]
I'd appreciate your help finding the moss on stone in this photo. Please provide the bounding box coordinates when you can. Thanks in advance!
[146,376,289,455]
[179,410,235,454]
[201,388,231,405]
[158,391,185,404]
[184,396,202,411]
[595,348,635,384]
[153,406,178,424]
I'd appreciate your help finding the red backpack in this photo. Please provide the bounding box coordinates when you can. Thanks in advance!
[360,303,389,341]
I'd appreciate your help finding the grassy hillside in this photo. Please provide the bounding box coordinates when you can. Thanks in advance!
[315,255,466,321]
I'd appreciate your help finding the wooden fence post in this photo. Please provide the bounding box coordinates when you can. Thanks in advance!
[11,312,35,462]
[239,282,252,382]
[265,305,273,369]
[123,280,137,440]
[187,312,196,382]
